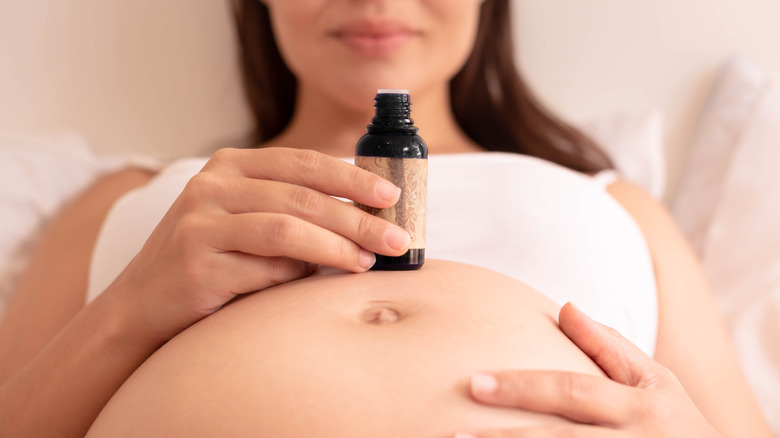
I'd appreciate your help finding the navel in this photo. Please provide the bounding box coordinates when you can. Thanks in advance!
[361,306,401,325]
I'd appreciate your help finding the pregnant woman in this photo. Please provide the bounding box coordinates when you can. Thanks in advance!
[89,260,607,436]
[0,0,771,436]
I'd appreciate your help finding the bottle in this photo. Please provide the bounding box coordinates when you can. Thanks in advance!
[355,89,428,270]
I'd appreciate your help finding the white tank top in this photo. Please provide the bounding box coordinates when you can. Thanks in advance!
[88,152,657,355]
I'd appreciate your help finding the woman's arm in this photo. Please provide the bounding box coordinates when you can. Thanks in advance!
[0,148,409,437]
[459,303,721,438]
[462,180,771,438]
[607,180,770,437]
[0,168,154,382]
[0,279,165,437]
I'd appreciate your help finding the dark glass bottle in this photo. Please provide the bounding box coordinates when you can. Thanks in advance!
[355,89,428,270]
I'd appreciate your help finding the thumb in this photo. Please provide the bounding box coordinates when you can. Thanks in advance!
[559,302,666,388]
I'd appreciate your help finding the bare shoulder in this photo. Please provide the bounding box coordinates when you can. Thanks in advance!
[604,179,683,248]
[79,167,157,207]
[25,166,157,282]
[604,179,656,213]
[53,167,157,241]
[34,166,158,291]
[604,181,772,436]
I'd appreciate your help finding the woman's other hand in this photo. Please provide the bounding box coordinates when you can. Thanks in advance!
[457,303,721,437]
[105,147,410,341]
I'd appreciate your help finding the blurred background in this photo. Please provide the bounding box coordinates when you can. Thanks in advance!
[1,0,779,199]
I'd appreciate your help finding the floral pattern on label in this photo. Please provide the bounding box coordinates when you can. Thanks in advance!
[354,156,427,249]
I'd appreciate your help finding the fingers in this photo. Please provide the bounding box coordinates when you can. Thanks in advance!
[138,253,315,335]
[189,148,411,264]
[468,371,639,426]
[212,213,380,273]
[463,305,685,430]
[212,253,315,297]
[558,303,672,388]
[201,177,411,257]
[203,147,402,209]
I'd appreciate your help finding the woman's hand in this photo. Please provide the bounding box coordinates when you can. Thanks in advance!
[105,147,410,341]
[457,303,721,437]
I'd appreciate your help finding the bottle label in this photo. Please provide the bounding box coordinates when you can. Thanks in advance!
[355,156,427,249]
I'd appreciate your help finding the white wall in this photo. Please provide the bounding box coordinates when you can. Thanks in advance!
[514,0,780,195]
[0,0,253,158]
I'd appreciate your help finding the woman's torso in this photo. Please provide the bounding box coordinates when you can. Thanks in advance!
[87,261,603,437]
[88,152,657,353]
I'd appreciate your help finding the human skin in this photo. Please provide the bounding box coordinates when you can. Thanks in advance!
[0,149,412,437]
[260,0,486,157]
[458,303,723,437]
[0,0,772,433]
[87,261,603,437]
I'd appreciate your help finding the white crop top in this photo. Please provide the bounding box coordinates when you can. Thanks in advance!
[88,152,658,355]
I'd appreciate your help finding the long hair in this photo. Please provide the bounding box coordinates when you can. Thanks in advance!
[233,0,613,173]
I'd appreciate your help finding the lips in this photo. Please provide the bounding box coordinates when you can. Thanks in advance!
[331,20,420,56]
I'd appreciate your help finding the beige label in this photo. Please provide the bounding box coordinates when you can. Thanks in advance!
[355,156,427,249]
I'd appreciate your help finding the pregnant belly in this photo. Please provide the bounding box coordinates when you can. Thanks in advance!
[87,260,603,437]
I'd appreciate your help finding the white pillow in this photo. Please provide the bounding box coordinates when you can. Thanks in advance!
[673,56,780,433]
[673,57,769,254]
[581,109,666,199]
[0,131,123,319]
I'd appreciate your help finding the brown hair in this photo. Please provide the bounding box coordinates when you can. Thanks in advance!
[233,0,613,173]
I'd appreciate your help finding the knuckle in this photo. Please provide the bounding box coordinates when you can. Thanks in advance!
[560,373,589,405]
[629,391,666,421]
[202,148,238,172]
[330,236,356,265]
[174,213,210,243]
[268,215,301,247]
[170,217,212,278]
[184,172,225,202]
[652,367,680,388]
[659,366,678,383]
[293,149,325,174]
[291,187,325,218]
[265,257,296,284]
[211,147,237,164]
[349,164,369,190]
[355,212,377,239]
[605,325,621,337]
[602,324,624,341]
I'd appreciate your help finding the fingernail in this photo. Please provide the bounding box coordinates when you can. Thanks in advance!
[385,227,411,251]
[377,180,401,203]
[359,249,376,271]
[454,434,477,438]
[471,373,498,395]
